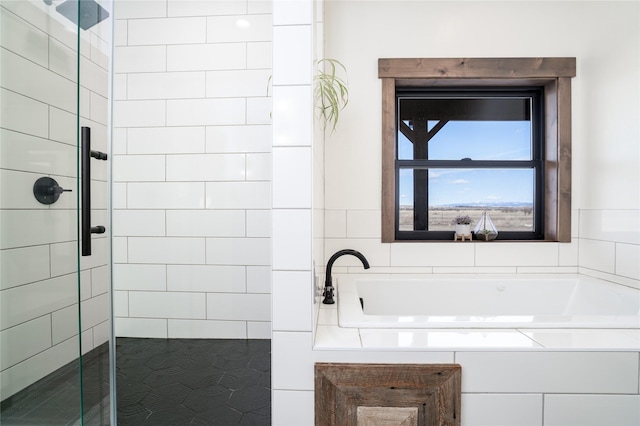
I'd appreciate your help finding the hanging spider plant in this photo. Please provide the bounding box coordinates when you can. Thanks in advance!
[314,58,349,133]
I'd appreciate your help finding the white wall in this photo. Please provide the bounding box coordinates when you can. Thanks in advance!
[0,0,112,399]
[322,0,639,286]
[112,0,273,339]
[270,1,640,424]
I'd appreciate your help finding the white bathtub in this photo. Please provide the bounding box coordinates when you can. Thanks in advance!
[337,274,640,329]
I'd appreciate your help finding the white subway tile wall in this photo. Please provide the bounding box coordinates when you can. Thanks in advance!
[0,1,111,399]
[113,0,272,339]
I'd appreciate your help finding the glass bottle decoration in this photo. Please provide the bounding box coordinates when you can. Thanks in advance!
[474,211,498,241]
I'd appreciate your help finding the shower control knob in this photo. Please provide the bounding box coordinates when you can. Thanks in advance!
[33,177,71,205]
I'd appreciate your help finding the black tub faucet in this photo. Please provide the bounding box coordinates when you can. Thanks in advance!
[323,249,370,304]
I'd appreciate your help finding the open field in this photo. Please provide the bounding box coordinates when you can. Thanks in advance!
[399,206,534,232]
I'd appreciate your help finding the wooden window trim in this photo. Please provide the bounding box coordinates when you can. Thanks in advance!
[379,58,576,243]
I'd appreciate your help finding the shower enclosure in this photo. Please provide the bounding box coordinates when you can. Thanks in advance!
[0,0,115,424]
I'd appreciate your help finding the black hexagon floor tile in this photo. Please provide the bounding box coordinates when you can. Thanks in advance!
[258,371,271,388]
[227,386,271,413]
[240,406,272,426]
[140,382,192,410]
[191,405,244,425]
[1,338,270,426]
[182,385,231,412]
[219,367,262,390]
[178,365,226,390]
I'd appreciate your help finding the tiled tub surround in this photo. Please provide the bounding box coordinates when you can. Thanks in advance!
[313,277,640,426]
[112,0,273,339]
[0,1,112,400]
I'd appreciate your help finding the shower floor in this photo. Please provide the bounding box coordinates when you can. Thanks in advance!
[1,338,271,425]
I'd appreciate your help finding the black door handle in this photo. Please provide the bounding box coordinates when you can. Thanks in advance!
[81,127,108,256]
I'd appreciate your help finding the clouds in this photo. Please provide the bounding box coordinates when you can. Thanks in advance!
[448,178,470,185]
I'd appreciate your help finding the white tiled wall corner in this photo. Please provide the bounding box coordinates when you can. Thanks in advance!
[248,321,272,339]
[616,243,640,280]
[247,210,272,237]
[113,291,129,317]
[579,210,640,245]
[206,69,272,98]
[112,1,273,337]
[205,182,271,209]
[578,238,616,274]
[246,97,273,124]
[206,125,272,153]
[247,42,273,69]
[247,266,272,293]
[206,292,270,322]
[206,238,270,266]
[324,209,346,238]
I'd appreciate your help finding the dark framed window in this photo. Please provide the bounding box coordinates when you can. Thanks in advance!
[395,88,544,240]
[378,58,576,243]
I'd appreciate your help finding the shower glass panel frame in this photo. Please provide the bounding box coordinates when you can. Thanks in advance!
[0,0,115,424]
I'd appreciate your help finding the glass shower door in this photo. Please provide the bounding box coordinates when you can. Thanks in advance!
[0,0,114,424]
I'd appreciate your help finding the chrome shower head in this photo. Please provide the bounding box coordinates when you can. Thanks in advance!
[55,0,109,30]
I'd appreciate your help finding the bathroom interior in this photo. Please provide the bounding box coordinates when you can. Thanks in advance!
[1,0,639,425]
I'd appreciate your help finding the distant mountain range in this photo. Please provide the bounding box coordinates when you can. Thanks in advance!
[401,202,533,209]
